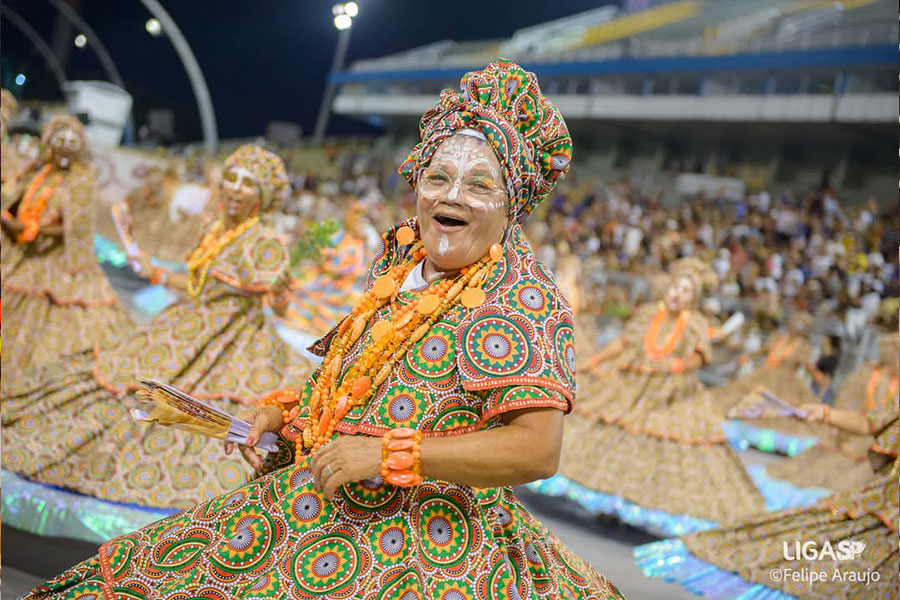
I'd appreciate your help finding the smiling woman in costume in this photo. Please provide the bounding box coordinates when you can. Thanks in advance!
[2,145,315,539]
[23,60,624,600]
[0,115,132,373]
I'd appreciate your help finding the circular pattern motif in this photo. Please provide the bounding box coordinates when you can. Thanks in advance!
[462,316,531,378]
[417,496,471,567]
[209,509,276,573]
[553,321,576,386]
[405,324,456,380]
[292,534,360,595]
[509,282,552,320]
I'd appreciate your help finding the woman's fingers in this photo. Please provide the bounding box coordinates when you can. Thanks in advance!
[239,444,262,470]
[322,467,347,500]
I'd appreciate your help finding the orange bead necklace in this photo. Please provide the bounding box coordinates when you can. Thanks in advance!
[299,235,497,458]
[643,305,690,361]
[866,367,899,412]
[17,164,59,243]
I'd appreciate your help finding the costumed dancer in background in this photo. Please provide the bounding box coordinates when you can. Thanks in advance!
[1,145,315,541]
[22,59,625,600]
[716,312,831,455]
[749,332,898,496]
[532,257,767,534]
[636,377,898,600]
[0,115,132,373]
[1,88,34,206]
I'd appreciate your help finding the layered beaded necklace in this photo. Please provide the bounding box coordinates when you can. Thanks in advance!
[643,305,690,361]
[17,164,61,243]
[186,216,259,297]
[300,227,500,456]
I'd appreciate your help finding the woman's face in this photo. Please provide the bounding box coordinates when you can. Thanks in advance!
[416,135,508,272]
[48,127,83,170]
[665,276,696,313]
[220,165,261,223]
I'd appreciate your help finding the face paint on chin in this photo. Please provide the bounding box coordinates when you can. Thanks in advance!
[438,234,449,255]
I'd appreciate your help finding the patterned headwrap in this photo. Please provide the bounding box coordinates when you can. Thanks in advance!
[669,257,719,298]
[222,144,290,213]
[399,59,572,224]
[41,115,89,163]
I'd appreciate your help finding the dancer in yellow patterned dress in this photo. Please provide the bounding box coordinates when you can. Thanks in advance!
[1,115,132,374]
[760,332,899,494]
[532,257,766,534]
[1,145,315,542]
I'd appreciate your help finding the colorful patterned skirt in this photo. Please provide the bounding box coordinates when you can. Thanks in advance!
[22,458,626,600]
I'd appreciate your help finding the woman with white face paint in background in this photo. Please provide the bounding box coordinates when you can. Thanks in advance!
[1,145,316,543]
[0,115,133,373]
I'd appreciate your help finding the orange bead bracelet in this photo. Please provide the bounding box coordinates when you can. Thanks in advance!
[381,429,423,487]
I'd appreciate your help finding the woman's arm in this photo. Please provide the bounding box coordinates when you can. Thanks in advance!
[579,336,626,370]
[309,408,564,498]
[799,403,872,435]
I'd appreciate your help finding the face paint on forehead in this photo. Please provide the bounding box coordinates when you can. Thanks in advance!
[224,166,259,191]
[51,129,82,150]
[427,136,507,212]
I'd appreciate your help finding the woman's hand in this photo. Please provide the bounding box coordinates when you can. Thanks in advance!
[134,252,154,279]
[1,215,24,233]
[309,436,382,500]
[224,405,284,470]
[799,402,825,423]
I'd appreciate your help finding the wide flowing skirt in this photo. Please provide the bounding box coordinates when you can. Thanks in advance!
[23,458,625,600]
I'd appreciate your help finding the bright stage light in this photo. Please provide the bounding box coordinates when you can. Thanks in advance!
[74,34,87,48]
[334,14,352,30]
[15,73,26,86]
[145,18,162,36]
[344,2,358,17]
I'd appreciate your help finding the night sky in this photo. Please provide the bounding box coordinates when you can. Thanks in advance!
[1,0,610,141]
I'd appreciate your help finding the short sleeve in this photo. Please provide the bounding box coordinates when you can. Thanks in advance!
[481,385,571,424]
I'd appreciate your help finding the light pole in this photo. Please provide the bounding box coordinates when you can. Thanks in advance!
[312,2,358,143]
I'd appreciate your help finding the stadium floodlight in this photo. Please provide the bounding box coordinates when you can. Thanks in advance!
[145,17,162,36]
[334,13,352,30]
[344,2,358,17]
[74,33,87,48]
[15,73,27,86]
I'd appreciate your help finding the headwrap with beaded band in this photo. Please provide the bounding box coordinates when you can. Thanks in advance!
[222,144,290,214]
[398,59,572,225]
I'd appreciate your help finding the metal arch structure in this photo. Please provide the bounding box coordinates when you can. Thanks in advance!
[139,0,218,154]
[0,3,69,91]
[43,0,135,142]
[43,0,126,89]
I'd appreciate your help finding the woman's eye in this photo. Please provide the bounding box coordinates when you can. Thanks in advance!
[426,172,450,184]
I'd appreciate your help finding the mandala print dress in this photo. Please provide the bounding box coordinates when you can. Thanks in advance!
[536,303,766,533]
[636,408,899,600]
[1,163,132,374]
[2,221,315,527]
[23,221,624,600]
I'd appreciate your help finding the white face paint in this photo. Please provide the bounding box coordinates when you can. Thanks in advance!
[49,127,82,170]
[220,165,261,219]
[419,135,507,212]
[438,234,449,255]
[50,128,83,151]
[223,166,258,192]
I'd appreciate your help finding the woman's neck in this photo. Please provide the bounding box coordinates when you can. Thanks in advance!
[422,257,458,284]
